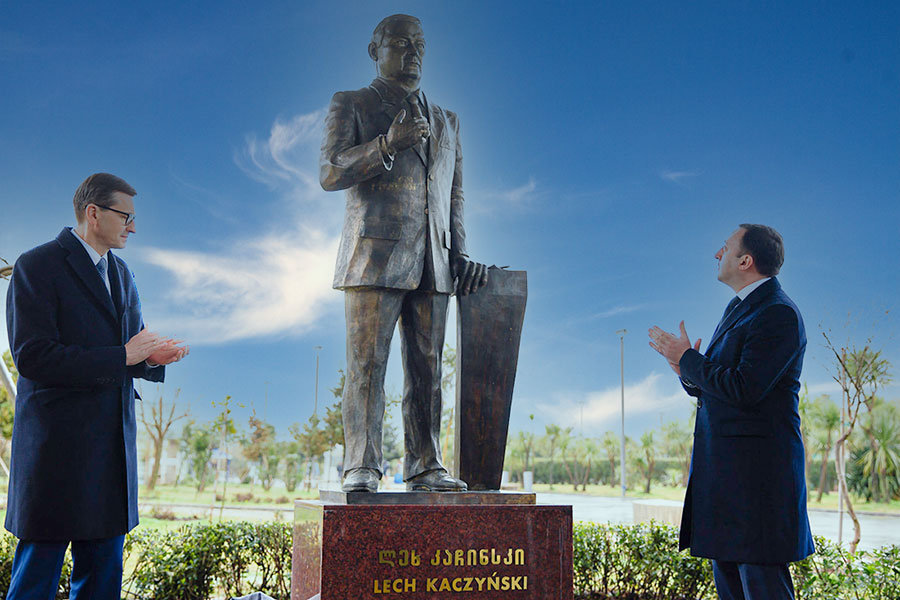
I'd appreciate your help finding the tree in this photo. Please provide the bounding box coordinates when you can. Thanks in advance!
[823,333,892,553]
[281,440,303,492]
[243,411,276,489]
[182,421,214,493]
[631,431,657,493]
[322,370,346,484]
[562,435,595,491]
[0,350,18,477]
[138,385,189,490]
[809,395,840,502]
[855,402,900,502]
[0,257,11,280]
[601,432,619,487]
[661,418,692,487]
[211,396,239,519]
[291,412,329,491]
[543,424,563,488]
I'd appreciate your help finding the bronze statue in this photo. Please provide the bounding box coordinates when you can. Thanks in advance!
[320,14,488,492]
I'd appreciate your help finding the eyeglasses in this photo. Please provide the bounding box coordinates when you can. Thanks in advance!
[97,205,135,225]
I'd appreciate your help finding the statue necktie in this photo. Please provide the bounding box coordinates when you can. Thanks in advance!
[406,92,429,156]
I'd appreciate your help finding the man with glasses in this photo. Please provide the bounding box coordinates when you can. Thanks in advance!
[4,172,189,598]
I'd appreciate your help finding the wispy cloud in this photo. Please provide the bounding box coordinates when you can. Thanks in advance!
[236,109,327,194]
[591,303,647,319]
[660,169,702,184]
[536,372,688,429]
[142,108,342,344]
[475,177,539,213]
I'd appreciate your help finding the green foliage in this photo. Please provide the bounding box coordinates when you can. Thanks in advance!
[573,521,714,599]
[120,522,291,600]
[0,350,18,440]
[0,535,72,599]
[574,524,900,600]
[792,537,900,599]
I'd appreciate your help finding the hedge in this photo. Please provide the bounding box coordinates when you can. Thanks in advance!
[0,520,897,599]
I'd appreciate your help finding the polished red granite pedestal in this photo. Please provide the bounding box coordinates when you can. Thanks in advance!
[292,491,572,600]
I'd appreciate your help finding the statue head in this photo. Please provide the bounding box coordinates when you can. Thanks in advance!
[368,14,425,93]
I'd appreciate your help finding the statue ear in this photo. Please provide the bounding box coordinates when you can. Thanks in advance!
[368,42,378,61]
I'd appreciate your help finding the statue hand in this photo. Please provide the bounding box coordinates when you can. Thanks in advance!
[452,256,489,296]
[385,108,430,154]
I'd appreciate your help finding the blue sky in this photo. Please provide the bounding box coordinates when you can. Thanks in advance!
[1,1,898,441]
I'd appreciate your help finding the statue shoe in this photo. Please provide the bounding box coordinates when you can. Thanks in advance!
[406,469,468,492]
[342,468,380,493]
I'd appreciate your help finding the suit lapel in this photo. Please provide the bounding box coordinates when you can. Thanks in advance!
[57,229,118,322]
[706,278,780,351]
[424,92,444,171]
[108,252,127,319]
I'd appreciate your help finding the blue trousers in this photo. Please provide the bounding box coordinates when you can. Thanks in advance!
[712,560,795,600]
[7,536,125,600]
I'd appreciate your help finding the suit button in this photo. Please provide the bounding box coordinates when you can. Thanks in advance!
[424,206,429,214]
[429,173,434,181]
[697,400,703,409]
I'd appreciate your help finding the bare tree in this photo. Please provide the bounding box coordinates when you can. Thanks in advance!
[138,386,189,491]
[823,332,892,553]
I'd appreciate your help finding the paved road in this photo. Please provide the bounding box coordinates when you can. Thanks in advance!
[535,492,900,551]
[143,493,900,551]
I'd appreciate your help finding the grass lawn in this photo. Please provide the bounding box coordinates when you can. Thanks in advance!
[138,482,320,507]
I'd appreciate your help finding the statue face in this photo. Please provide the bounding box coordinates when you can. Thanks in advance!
[372,19,425,90]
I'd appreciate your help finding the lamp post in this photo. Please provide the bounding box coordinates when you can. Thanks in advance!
[616,329,627,498]
[314,345,322,416]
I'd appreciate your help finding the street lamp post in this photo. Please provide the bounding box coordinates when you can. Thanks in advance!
[616,329,627,498]
[307,345,323,490]
[314,345,322,416]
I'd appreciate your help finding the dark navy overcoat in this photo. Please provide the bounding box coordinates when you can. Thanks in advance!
[5,228,163,541]
[678,277,815,564]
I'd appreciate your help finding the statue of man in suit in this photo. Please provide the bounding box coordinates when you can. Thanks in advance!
[320,14,487,492]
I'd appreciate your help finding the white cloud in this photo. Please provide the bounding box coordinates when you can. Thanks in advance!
[475,177,538,213]
[536,372,689,430]
[591,303,647,319]
[141,229,339,345]
[660,169,702,184]
[235,108,330,207]
[143,108,342,345]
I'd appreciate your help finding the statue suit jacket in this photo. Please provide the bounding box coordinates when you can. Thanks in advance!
[677,277,815,563]
[5,228,163,540]
[320,78,467,293]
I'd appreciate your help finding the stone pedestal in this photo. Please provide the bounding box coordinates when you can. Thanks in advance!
[632,499,684,526]
[292,491,572,600]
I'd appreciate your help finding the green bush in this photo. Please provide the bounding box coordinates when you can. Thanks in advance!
[0,520,897,599]
[573,521,714,599]
[574,522,900,600]
[792,536,900,599]
[121,521,291,600]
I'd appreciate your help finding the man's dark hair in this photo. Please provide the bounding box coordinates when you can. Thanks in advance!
[738,223,784,276]
[371,14,421,48]
[73,173,136,222]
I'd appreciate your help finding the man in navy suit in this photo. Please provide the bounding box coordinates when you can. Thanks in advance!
[5,173,188,599]
[649,224,814,600]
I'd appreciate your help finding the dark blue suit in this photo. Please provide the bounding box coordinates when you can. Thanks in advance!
[5,228,163,597]
[678,278,814,576]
